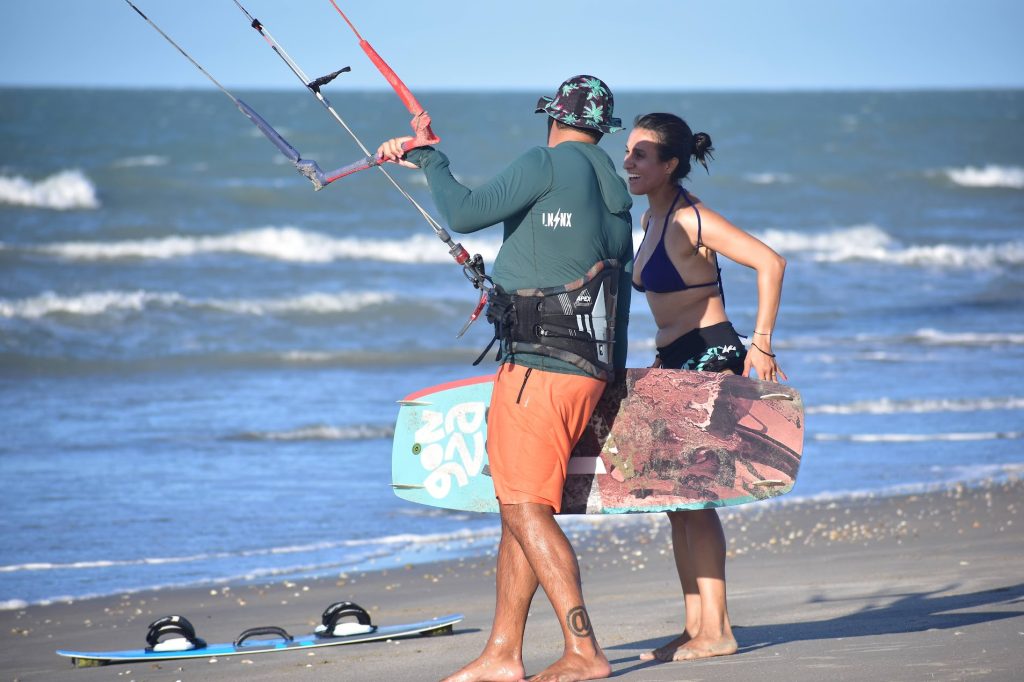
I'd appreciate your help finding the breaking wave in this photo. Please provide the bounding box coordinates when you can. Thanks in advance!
[780,328,1024,351]
[756,224,1024,268]
[813,431,1022,443]
[16,224,1022,270]
[0,170,99,210]
[744,172,794,185]
[809,396,1024,415]
[0,289,395,319]
[942,164,1024,189]
[28,227,501,264]
[232,424,394,442]
[112,155,168,168]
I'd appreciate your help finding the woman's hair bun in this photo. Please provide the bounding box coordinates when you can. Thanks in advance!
[692,132,715,172]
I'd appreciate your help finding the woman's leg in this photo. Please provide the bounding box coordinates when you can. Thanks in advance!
[640,510,702,661]
[672,509,736,660]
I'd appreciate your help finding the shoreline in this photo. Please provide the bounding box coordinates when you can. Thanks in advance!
[6,471,1022,612]
[3,477,1022,681]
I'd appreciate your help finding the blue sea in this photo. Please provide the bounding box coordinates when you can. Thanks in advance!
[1,88,1022,608]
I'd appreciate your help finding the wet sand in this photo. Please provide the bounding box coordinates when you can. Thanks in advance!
[3,477,1022,681]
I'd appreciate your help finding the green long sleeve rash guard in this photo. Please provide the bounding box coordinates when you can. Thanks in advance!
[406,141,633,376]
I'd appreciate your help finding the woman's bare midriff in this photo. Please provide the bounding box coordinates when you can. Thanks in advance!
[645,288,728,348]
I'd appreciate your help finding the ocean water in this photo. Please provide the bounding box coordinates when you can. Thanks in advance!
[1,88,1022,608]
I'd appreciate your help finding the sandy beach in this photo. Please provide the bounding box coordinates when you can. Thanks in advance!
[3,477,1021,682]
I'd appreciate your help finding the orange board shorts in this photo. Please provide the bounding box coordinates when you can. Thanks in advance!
[487,362,606,513]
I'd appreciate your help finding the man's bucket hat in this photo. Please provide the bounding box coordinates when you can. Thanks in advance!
[535,75,623,134]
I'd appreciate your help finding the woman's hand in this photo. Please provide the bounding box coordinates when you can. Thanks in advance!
[744,341,788,383]
[375,136,419,169]
[650,354,663,369]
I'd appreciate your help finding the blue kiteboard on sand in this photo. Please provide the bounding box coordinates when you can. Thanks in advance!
[56,602,462,667]
[392,369,805,515]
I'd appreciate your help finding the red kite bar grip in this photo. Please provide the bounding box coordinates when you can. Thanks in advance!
[358,40,422,114]
[358,39,440,149]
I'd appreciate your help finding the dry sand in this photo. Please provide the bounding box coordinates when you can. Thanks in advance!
[3,477,1022,681]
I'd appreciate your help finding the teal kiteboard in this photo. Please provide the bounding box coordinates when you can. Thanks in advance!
[56,602,462,667]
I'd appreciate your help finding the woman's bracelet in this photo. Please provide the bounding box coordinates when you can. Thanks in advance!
[753,330,772,336]
[750,342,776,358]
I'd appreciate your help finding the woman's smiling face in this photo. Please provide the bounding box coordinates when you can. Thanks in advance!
[623,127,676,195]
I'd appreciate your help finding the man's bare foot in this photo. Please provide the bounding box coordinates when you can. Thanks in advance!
[671,632,738,661]
[528,652,612,682]
[638,631,693,662]
[441,653,525,682]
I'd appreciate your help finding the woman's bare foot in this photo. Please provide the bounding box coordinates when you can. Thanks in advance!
[638,631,693,662]
[671,632,738,661]
[441,653,526,682]
[528,651,612,682]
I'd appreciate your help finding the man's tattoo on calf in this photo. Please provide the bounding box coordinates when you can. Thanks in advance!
[566,606,592,637]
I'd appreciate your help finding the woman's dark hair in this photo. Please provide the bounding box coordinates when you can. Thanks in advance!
[633,113,713,181]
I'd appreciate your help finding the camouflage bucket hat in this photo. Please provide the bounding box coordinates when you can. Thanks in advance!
[535,75,623,134]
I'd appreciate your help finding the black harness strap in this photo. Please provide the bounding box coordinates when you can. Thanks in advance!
[473,260,620,381]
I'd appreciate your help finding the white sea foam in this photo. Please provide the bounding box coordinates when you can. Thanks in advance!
[24,223,1022,269]
[0,170,99,210]
[758,224,893,255]
[0,526,501,576]
[237,424,394,442]
[205,291,395,315]
[852,241,1024,268]
[35,226,502,264]
[744,172,794,185]
[0,290,394,319]
[780,328,1024,351]
[809,396,1024,415]
[0,290,183,318]
[773,463,1024,507]
[813,431,1022,443]
[112,155,168,168]
[906,328,1024,347]
[943,164,1024,189]
[756,224,1024,268]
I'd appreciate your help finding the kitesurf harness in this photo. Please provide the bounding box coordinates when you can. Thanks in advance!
[474,260,620,382]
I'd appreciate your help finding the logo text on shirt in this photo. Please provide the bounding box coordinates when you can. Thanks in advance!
[542,210,572,229]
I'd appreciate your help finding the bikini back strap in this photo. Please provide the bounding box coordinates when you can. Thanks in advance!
[679,187,705,253]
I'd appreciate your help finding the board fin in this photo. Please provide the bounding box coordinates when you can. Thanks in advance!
[71,657,107,668]
[420,623,454,636]
[751,479,786,487]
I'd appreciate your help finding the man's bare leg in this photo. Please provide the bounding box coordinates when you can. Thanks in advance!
[441,513,535,682]
[501,502,611,682]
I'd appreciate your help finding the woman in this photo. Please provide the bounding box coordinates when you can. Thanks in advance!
[623,112,787,662]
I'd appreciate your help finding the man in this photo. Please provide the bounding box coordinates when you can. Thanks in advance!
[379,75,632,682]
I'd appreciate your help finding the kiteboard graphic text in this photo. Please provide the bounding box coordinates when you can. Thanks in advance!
[414,402,486,499]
